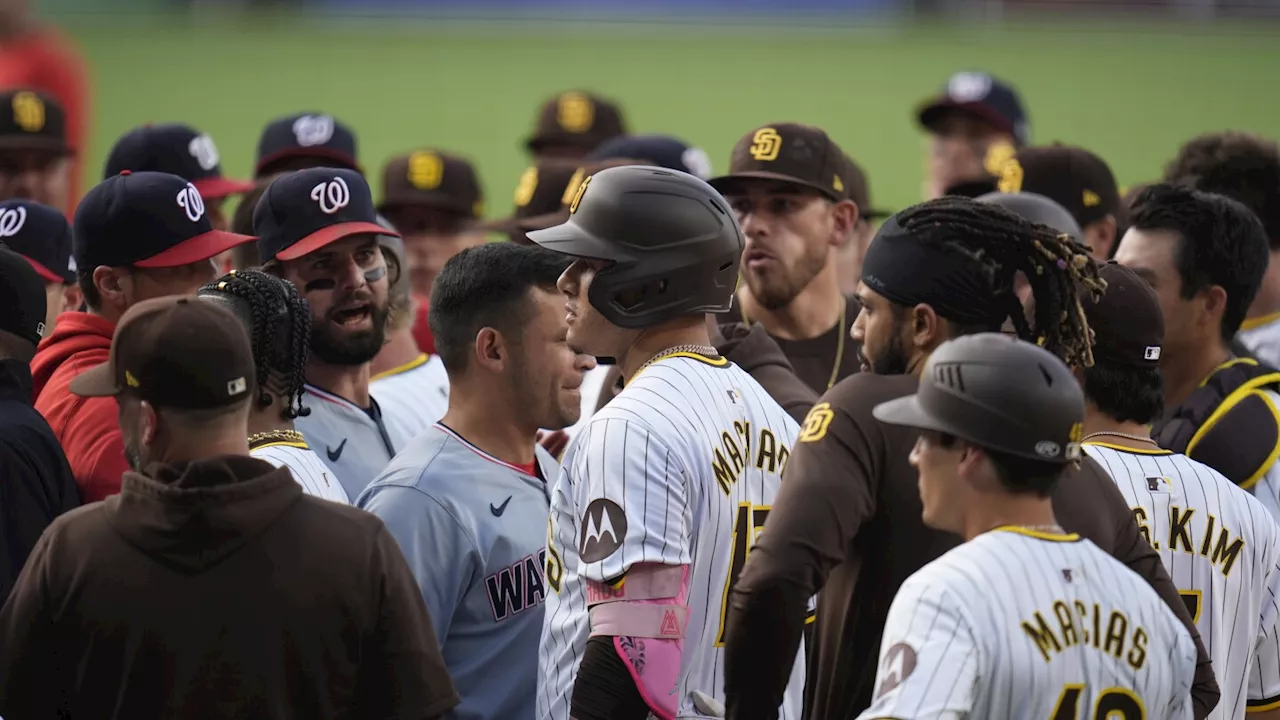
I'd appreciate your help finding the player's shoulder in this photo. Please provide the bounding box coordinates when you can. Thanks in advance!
[361,425,457,495]
[823,371,920,418]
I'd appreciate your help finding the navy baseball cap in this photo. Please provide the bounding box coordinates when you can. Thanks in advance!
[587,135,713,180]
[0,245,48,346]
[917,71,1029,146]
[0,199,74,283]
[254,168,398,263]
[254,112,360,178]
[74,171,256,270]
[104,123,254,201]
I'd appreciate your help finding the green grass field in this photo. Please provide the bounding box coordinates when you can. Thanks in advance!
[58,14,1280,218]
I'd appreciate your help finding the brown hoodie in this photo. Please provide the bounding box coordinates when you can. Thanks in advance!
[0,455,459,720]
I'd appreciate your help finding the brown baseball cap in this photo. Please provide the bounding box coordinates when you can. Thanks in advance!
[480,157,640,236]
[525,91,627,155]
[709,123,850,202]
[70,296,256,410]
[0,89,69,154]
[997,144,1122,228]
[379,149,484,218]
[1081,261,1163,368]
[842,154,890,220]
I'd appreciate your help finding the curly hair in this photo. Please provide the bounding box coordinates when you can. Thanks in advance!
[198,269,312,420]
[894,196,1105,368]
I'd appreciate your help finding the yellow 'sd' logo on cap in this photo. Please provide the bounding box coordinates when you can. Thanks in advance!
[124,370,140,388]
[12,91,44,133]
[1082,189,1101,207]
[513,167,538,207]
[569,175,592,215]
[749,128,782,162]
[407,151,444,190]
[561,168,587,206]
[833,174,845,194]
[557,92,595,134]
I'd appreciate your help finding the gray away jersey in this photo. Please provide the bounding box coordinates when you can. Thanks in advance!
[371,353,449,444]
[859,528,1197,720]
[250,439,350,504]
[358,423,557,720]
[296,384,411,500]
[1085,441,1280,717]
[537,352,806,720]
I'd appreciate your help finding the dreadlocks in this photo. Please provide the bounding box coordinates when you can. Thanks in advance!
[198,269,312,420]
[894,196,1106,368]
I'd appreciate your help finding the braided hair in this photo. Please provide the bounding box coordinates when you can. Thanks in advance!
[198,269,312,419]
[895,196,1106,368]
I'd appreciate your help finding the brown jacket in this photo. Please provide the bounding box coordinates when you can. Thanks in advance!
[723,372,1219,720]
[0,455,459,720]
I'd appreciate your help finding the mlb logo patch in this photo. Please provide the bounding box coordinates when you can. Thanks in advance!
[226,377,247,396]
[726,389,742,406]
[1144,346,1161,361]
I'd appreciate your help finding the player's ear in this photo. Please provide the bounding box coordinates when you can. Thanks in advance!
[474,326,506,372]
[909,303,940,350]
[829,199,859,247]
[139,400,158,446]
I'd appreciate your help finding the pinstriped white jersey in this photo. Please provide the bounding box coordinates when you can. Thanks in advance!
[250,441,351,504]
[1238,316,1280,370]
[537,352,805,720]
[859,528,1196,720]
[1085,441,1280,717]
[370,353,449,445]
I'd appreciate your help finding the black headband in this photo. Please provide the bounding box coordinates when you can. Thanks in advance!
[860,217,1014,327]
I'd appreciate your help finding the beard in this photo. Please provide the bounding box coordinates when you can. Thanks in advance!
[865,325,911,376]
[744,246,827,311]
[310,300,390,366]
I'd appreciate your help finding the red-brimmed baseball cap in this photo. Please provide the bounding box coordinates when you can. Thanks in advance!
[104,123,254,201]
[254,112,360,179]
[73,171,256,271]
[254,167,396,263]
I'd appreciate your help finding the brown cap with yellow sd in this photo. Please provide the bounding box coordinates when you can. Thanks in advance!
[379,149,484,219]
[708,123,851,202]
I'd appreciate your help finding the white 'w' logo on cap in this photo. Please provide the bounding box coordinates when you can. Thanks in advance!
[311,176,350,215]
[176,183,205,223]
[0,206,27,237]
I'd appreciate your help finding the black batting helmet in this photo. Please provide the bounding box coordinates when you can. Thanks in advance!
[873,333,1084,463]
[526,165,743,329]
[976,190,1083,241]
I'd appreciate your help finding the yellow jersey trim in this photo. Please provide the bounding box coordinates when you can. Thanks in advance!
[1082,441,1172,456]
[627,351,729,386]
[1247,695,1280,712]
[1186,372,1280,457]
[1240,310,1280,332]
[251,440,310,451]
[371,353,429,381]
[992,525,1081,542]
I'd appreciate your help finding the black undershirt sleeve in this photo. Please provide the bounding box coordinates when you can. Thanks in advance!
[570,635,651,720]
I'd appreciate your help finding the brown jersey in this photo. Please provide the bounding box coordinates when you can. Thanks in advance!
[718,294,863,395]
[722,372,1219,720]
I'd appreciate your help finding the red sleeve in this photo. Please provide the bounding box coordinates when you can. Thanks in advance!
[412,296,435,355]
[61,396,128,502]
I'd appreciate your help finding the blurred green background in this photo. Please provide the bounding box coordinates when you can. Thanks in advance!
[56,14,1280,217]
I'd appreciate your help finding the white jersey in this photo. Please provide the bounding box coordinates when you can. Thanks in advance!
[1238,314,1280,370]
[250,439,351,504]
[859,527,1197,720]
[1085,441,1280,717]
[370,353,449,444]
[537,352,805,720]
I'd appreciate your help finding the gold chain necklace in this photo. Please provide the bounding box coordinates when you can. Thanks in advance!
[248,429,306,447]
[742,297,847,390]
[1082,430,1161,448]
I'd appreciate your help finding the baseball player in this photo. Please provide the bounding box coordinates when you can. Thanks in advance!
[914,71,1029,199]
[1080,262,1280,719]
[197,269,350,504]
[709,123,863,395]
[253,111,361,181]
[866,333,1197,718]
[1117,185,1280,513]
[0,89,73,213]
[529,166,806,720]
[0,198,80,333]
[722,197,1218,720]
[359,242,588,719]
[255,167,404,499]
[370,219,448,441]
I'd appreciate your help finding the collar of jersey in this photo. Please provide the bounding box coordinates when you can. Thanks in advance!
[990,525,1081,543]
[434,422,542,479]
